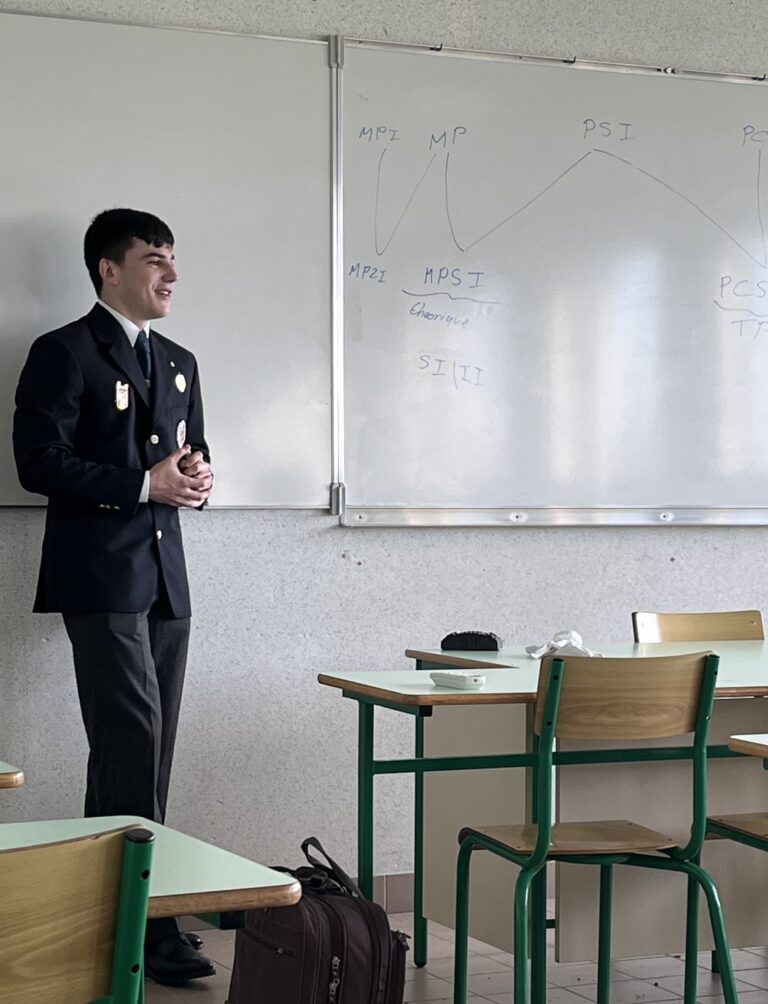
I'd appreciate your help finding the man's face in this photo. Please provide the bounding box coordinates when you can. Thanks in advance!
[99,239,178,325]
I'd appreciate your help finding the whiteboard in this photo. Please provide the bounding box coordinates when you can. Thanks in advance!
[0,13,331,507]
[342,42,768,524]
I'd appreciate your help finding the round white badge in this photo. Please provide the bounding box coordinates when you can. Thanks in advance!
[175,373,187,393]
[176,419,187,449]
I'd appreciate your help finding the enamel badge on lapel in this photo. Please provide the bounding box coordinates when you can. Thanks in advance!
[175,373,187,393]
[176,419,187,449]
[115,381,129,410]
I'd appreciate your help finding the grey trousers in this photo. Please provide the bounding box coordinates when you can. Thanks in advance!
[63,609,190,822]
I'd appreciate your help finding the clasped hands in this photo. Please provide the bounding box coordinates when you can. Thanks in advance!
[149,445,213,507]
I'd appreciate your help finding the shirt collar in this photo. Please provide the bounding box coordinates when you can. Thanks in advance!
[97,299,150,347]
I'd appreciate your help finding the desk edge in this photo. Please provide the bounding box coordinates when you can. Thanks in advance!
[317,673,534,705]
[147,879,302,918]
[0,771,24,789]
[728,736,768,758]
[404,649,514,669]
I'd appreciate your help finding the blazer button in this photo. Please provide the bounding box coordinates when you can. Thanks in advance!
[150,434,159,444]
[156,530,163,540]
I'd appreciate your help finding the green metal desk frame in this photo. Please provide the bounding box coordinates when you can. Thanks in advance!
[347,662,745,981]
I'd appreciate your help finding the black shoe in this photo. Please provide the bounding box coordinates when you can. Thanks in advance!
[145,934,216,985]
[183,931,204,950]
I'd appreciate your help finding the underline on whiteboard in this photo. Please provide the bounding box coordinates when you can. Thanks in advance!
[375,148,437,255]
[593,148,768,269]
[713,300,768,318]
[446,150,594,252]
[401,289,502,305]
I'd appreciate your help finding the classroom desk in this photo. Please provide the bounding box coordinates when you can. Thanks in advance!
[0,815,301,918]
[319,640,768,964]
[730,733,768,758]
[0,761,24,789]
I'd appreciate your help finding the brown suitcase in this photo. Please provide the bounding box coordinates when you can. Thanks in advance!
[227,837,408,1004]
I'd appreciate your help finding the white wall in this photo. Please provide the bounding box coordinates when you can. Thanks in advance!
[2,0,768,874]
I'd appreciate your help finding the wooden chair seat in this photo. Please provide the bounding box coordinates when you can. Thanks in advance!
[459,819,678,855]
[708,812,768,840]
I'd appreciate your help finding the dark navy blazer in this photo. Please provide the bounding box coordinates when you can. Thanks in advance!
[13,303,210,617]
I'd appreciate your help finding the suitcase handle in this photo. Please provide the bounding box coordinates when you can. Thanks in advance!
[300,836,364,898]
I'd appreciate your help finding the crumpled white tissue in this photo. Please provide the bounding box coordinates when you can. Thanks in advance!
[525,630,603,660]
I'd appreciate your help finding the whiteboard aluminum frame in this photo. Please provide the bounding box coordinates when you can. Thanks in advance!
[330,34,346,514]
[339,37,768,527]
[342,36,768,86]
[341,507,768,527]
[0,8,330,50]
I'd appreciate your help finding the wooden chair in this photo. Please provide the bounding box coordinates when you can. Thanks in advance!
[452,653,738,1004]
[0,824,154,1004]
[633,607,764,977]
[632,609,764,643]
[708,720,768,920]
[710,730,768,848]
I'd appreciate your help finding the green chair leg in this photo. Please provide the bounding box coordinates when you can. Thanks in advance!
[453,840,474,1004]
[530,868,547,1004]
[684,872,700,1004]
[627,855,738,1004]
[597,864,613,1004]
[686,861,738,1004]
[514,869,535,1004]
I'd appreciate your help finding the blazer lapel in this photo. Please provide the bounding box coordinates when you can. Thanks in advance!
[88,303,150,409]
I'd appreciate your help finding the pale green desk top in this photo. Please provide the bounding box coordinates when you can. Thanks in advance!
[0,761,23,789]
[318,668,540,705]
[319,641,768,706]
[0,816,300,918]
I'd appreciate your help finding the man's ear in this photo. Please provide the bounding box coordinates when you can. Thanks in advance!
[99,258,119,288]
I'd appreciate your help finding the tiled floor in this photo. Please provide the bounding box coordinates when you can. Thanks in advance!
[145,913,768,1003]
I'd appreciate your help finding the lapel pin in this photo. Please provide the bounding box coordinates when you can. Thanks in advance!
[175,372,187,393]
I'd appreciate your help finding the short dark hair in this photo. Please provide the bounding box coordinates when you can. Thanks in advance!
[83,208,174,294]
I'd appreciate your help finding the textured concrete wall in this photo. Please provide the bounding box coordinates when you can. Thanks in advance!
[3,0,768,73]
[2,0,768,873]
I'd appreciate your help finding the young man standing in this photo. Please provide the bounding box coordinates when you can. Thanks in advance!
[13,208,215,985]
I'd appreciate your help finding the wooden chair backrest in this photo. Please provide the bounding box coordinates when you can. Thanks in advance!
[0,826,131,1004]
[632,610,763,643]
[534,652,711,740]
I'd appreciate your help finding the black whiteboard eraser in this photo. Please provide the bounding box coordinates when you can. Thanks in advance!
[440,631,502,651]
